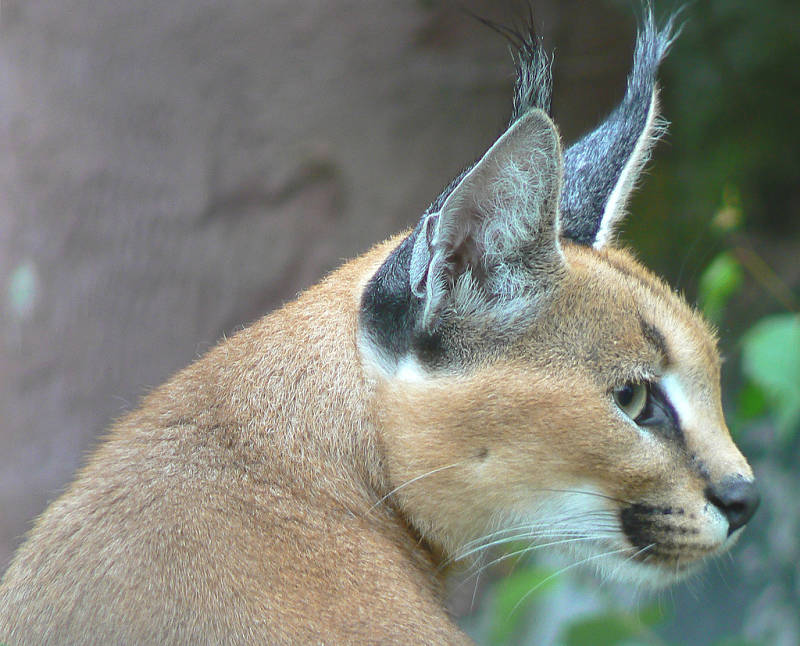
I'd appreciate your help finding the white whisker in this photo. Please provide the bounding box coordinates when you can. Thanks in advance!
[461,534,618,581]
[532,487,633,506]
[367,461,465,514]
[509,545,637,615]
[456,509,619,554]
[606,542,654,583]
[469,569,481,613]
[451,525,617,565]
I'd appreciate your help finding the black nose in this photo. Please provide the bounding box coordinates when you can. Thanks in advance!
[706,477,760,535]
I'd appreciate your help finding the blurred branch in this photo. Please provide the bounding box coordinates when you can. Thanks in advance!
[729,239,799,313]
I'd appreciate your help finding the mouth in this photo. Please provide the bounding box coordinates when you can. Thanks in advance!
[617,502,732,576]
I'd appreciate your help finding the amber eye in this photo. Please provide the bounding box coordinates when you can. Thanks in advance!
[613,382,648,421]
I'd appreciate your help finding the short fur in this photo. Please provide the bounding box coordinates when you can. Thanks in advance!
[0,8,756,646]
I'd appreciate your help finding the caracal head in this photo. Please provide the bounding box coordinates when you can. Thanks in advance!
[359,11,757,587]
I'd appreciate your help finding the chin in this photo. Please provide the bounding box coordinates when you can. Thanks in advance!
[556,527,743,590]
[592,550,704,588]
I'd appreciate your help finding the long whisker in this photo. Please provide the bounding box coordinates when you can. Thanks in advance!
[451,510,620,562]
[532,487,633,506]
[451,521,618,566]
[509,545,638,615]
[367,461,465,514]
[462,531,614,564]
[606,542,655,583]
[457,509,619,551]
[470,569,481,613]
[461,534,618,581]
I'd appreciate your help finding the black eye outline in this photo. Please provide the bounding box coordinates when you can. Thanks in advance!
[612,381,683,440]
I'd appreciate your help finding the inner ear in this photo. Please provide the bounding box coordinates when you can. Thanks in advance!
[411,108,565,329]
[360,109,564,369]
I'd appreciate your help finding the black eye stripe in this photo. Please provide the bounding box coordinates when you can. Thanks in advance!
[612,380,684,444]
[635,383,684,444]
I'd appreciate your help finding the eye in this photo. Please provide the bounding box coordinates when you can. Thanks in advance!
[612,382,648,421]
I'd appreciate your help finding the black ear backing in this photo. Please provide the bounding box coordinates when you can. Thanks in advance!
[359,8,679,369]
[560,9,680,248]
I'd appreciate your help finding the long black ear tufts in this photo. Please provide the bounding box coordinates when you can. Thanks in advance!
[465,6,553,119]
[560,6,682,248]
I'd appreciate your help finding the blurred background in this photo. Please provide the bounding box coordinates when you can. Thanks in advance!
[1,1,797,644]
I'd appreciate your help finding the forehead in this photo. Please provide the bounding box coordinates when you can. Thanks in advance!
[515,243,720,383]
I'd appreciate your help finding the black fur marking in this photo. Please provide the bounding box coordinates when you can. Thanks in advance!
[638,382,683,444]
[359,224,452,366]
[359,224,422,359]
[467,7,553,120]
[620,503,694,552]
[360,7,680,366]
[426,8,552,217]
[639,316,669,361]
[620,504,659,551]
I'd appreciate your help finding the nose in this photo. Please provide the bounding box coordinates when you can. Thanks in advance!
[706,477,760,535]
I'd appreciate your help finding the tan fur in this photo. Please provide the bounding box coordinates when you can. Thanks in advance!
[0,229,753,644]
[0,238,471,644]
[375,243,752,574]
[0,19,756,640]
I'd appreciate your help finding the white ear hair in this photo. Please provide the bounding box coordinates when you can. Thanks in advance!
[409,211,447,328]
[593,89,662,248]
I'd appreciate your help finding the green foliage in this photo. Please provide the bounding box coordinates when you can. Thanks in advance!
[489,566,558,645]
[561,606,665,646]
[698,251,744,323]
[741,313,800,441]
[734,382,768,426]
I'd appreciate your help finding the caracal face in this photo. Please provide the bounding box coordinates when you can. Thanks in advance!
[373,242,757,587]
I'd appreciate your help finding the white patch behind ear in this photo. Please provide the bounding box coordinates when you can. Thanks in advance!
[594,89,662,249]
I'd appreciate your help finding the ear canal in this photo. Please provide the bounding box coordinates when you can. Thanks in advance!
[410,108,564,330]
[560,9,680,248]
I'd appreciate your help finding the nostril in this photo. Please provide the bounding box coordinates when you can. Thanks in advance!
[705,477,760,535]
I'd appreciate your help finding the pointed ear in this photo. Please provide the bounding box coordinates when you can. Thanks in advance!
[409,108,563,329]
[560,11,679,248]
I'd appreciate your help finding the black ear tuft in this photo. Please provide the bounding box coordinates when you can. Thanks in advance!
[560,8,681,248]
[469,8,553,121]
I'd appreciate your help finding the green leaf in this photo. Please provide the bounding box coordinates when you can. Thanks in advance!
[741,313,800,441]
[489,565,557,645]
[561,611,652,646]
[698,252,744,323]
[712,638,769,646]
[735,382,768,426]
[636,603,669,628]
